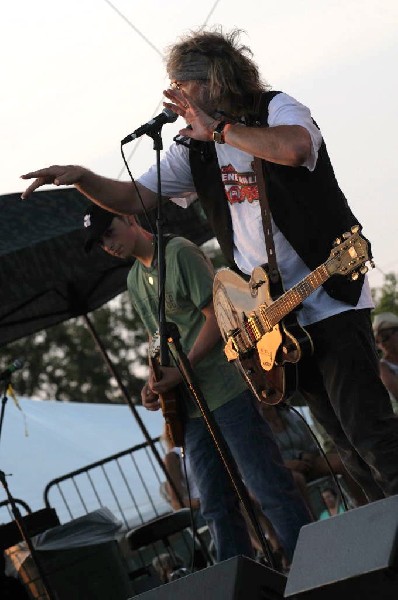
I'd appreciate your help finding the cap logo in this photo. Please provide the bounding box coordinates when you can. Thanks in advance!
[84,214,91,228]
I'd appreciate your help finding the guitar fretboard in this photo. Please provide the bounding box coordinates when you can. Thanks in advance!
[260,263,330,330]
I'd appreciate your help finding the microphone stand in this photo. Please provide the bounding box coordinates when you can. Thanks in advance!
[0,470,56,600]
[0,374,56,598]
[145,126,276,570]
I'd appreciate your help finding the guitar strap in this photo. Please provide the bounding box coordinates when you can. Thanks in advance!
[152,232,191,424]
[152,233,176,267]
[253,156,283,299]
[250,92,284,299]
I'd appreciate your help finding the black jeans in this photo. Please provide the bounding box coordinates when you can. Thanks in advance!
[298,309,398,501]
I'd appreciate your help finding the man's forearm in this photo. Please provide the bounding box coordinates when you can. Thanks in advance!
[76,170,154,215]
[187,309,221,367]
[21,163,159,213]
[223,123,312,167]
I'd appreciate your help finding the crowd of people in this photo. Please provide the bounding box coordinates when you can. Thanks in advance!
[20,27,398,575]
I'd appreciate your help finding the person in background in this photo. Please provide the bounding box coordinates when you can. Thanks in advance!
[80,204,311,565]
[373,312,398,414]
[319,487,345,520]
[259,404,367,516]
[152,552,188,584]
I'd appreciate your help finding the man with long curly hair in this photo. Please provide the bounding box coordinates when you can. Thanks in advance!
[22,28,398,511]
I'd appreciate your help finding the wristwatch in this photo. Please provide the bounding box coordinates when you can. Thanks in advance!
[213,121,227,144]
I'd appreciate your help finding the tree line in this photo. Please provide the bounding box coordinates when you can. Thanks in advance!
[1,265,396,404]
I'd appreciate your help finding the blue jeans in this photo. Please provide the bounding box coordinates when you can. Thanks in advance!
[184,390,311,562]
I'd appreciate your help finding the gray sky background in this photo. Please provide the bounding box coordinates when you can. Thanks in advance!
[2,0,397,289]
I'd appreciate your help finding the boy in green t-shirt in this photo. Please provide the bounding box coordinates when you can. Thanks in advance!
[83,204,311,564]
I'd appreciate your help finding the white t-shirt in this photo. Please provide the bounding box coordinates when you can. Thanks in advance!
[138,92,373,326]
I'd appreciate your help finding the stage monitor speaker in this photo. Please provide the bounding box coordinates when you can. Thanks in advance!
[0,507,60,553]
[130,555,286,600]
[285,495,398,599]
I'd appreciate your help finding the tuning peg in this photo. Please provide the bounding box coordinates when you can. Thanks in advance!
[351,272,359,281]
[342,231,351,239]
[333,237,342,246]
[359,266,368,275]
[369,260,375,269]
[351,225,360,234]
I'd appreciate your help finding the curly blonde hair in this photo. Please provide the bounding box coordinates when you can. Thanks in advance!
[165,27,270,116]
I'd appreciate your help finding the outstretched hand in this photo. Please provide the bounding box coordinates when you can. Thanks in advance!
[163,88,219,142]
[20,165,86,199]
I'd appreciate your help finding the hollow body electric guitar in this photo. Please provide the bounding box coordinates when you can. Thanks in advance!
[148,333,185,447]
[213,226,372,405]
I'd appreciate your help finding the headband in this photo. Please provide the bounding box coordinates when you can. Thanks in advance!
[169,52,210,81]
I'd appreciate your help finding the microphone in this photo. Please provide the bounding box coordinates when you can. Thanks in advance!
[121,108,178,145]
[0,358,25,381]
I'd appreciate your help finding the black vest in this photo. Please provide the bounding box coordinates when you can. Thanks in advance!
[189,91,369,305]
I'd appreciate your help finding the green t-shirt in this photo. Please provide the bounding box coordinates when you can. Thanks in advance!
[127,237,247,418]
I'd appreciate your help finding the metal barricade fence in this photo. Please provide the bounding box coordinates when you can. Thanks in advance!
[42,436,169,529]
[0,498,32,524]
[42,436,211,594]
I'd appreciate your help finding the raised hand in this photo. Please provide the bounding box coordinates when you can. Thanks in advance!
[20,165,87,199]
[163,87,219,142]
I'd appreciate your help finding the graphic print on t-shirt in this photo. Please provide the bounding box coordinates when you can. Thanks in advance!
[220,162,259,204]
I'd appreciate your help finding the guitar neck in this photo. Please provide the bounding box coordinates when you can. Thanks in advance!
[149,356,162,382]
[262,263,330,329]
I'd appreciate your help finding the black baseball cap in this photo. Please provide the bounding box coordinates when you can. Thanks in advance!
[83,204,115,253]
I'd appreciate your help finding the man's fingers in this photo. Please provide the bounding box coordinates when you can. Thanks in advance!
[20,167,60,198]
[21,166,60,180]
[20,165,84,198]
[143,398,161,411]
[21,170,44,179]
[20,178,46,199]
[141,385,160,411]
[163,89,194,115]
[163,101,185,117]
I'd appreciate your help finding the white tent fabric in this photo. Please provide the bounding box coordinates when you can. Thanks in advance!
[0,397,164,522]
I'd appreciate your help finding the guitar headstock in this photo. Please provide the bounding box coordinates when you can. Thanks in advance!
[326,225,374,279]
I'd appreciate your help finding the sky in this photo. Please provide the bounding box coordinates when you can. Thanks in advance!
[0,397,166,523]
[1,0,398,289]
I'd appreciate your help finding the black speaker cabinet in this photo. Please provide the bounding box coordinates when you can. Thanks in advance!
[131,555,286,600]
[285,495,398,599]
